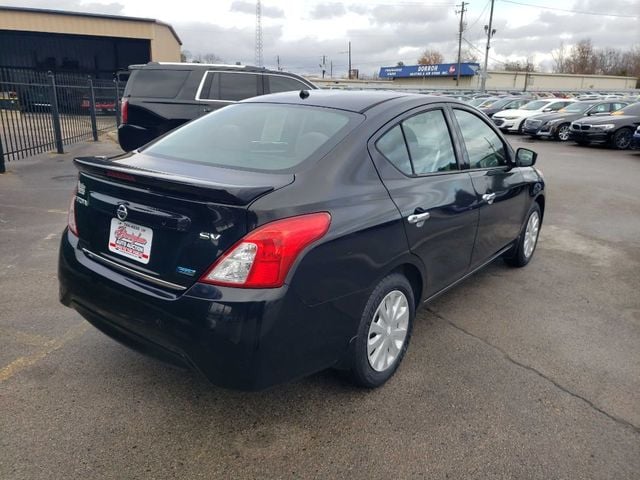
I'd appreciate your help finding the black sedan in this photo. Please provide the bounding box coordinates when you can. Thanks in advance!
[523,100,629,141]
[59,91,545,390]
[570,102,640,149]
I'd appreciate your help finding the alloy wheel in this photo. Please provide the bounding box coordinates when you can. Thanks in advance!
[614,130,631,149]
[523,211,540,259]
[557,125,571,141]
[367,290,409,372]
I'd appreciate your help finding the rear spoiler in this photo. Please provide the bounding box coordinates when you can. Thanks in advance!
[73,156,274,206]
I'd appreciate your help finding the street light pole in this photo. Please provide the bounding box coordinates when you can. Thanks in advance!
[480,0,496,92]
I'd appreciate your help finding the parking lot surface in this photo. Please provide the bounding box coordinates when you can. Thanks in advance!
[1,137,639,479]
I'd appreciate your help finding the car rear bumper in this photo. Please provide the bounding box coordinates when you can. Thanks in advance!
[569,130,611,144]
[58,230,364,390]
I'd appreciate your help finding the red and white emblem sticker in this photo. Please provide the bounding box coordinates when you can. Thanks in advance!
[108,218,153,264]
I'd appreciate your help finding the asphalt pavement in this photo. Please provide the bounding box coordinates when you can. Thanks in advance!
[1,136,639,479]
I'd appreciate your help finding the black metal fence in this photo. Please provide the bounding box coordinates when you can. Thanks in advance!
[0,68,125,173]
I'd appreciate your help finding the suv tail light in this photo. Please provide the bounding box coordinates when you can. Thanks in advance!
[67,189,79,236]
[121,98,128,124]
[200,213,331,288]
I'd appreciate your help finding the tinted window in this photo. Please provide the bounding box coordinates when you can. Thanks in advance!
[521,100,550,110]
[202,72,259,101]
[129,69,189,98]
[590,103,610,113]
[454,109,507,169]
[268,75,308,94]
[547,101,571,111]
[143,104,359,172]
[376,125,412,175]
[402,110,457,174]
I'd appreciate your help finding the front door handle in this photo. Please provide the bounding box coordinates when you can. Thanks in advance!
[407,211,431,226]
[482,193,496,205]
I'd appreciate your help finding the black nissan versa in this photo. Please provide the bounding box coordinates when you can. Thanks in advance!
[118,62,317,152]
[59,90,545,390]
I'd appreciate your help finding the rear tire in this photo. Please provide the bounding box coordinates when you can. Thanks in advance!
[505,203,542,268]
[348,273,415,388]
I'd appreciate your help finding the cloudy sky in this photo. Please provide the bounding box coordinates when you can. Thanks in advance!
[6,0,640,76]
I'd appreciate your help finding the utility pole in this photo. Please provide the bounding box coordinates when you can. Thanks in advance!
[480,0,496,92]
[348,41,352,79]
[330,60,333,79]
[320,55,326,78]
[455,2,467,87]
[276,55,281,71]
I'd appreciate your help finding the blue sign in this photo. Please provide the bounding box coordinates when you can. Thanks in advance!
[379,63,480,78]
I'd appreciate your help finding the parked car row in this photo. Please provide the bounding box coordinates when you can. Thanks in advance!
[469,96,640,150]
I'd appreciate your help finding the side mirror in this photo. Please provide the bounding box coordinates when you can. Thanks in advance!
[515,148,537,167]
[542,108,552,112]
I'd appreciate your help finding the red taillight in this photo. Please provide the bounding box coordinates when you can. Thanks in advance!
[67,189,79,236]
[121,98,128,124]
[200,213,331,289]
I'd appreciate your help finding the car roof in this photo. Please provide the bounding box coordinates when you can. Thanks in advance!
[241,89,451,113]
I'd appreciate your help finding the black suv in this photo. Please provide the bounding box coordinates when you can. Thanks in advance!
[118,62,317,151]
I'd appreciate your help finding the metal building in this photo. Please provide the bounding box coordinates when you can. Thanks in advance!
[0,6,182,78]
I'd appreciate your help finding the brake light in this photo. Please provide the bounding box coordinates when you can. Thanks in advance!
[67,189,79,236]
[200,212,331,288]
[121,98,128,124]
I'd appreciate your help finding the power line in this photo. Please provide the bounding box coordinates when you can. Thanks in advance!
[467,0,491,30]
[499,0,639,19]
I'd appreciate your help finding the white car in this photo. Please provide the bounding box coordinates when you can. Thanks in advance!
[492,99,576,133]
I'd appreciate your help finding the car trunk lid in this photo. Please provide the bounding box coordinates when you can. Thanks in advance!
[73,154,293,290]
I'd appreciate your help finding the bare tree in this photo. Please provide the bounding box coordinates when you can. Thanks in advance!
[417,49,444,65]
[566,39,597,74]
[551,41,566,73]
[461,48,479,63]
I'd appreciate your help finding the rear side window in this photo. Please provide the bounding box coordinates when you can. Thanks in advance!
[200,72,259,101]
[376,126,412,175]
[128,69,189,98]
[454,109,507,169]
[402,110,457,174]
[142,104,360,172]
[376,109,457,175]
[268,75,309,94]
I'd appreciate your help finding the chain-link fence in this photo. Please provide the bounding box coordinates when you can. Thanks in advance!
[0,68,125,173]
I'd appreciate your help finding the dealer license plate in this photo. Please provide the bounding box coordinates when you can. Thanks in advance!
[108,219,153,264]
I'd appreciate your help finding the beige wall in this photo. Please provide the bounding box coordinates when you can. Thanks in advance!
[312,73,638,91]
[0,9,181,62]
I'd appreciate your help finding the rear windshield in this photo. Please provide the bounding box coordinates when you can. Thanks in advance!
[142,103,362,172]
[128,69,189,98]
[616,102,640,115]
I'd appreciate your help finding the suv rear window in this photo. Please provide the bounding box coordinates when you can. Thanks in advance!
[142,103,362,172]
[200,72,259,101]
[128,69,189,98]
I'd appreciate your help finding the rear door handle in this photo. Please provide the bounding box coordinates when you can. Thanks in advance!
[407,212,430,226]
[482,193,496,205]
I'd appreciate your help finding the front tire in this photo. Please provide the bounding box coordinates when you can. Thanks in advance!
[555,123,571,142]
[348,273,415,388]
[612,128,632,150]
[505,203,542,268]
